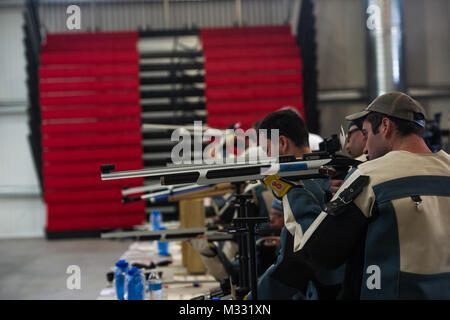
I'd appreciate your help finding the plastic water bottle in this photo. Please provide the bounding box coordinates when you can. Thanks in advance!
[150,210,162,253]
[157,226,169,256]
[126,266,145,300]
[148,272,162,300]
[114,259,129,300]
[150,210,162,231]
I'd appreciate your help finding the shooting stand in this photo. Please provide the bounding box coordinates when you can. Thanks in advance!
[226,182,268,300]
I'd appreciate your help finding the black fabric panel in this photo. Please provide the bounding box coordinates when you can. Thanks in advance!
[142,102,205,112]
[297,0,320,134]
[302,202,369,270]
[141,114,206,124]
[140,75,204,85]
[140,88,204,98]
[24,0,43,193]
[138,30,206,221]
[139,29,200,38]
[140,63,203,72]
[140,52,202,59]
[270,232,315,293]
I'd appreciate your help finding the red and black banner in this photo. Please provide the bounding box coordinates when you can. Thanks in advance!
[31,20,316,236]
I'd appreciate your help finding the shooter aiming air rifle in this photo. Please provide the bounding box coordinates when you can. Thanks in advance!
[100,133,359,300]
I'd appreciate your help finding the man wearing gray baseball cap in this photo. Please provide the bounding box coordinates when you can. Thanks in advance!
[345,91,428,161]
[267,92,450,299]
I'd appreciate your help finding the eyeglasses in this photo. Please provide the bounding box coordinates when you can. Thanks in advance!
[347,128,362,136]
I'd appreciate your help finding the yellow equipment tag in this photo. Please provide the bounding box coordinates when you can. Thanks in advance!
[262,175,293,198]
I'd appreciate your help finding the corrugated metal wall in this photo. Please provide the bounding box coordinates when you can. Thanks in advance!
[38,0,292,33]
[314,0,450,140]
[404,0,450,87]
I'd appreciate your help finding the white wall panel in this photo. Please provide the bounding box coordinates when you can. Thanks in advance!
[0,5,45,238]
[0,8,27,104]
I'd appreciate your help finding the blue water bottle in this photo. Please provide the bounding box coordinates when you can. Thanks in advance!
[158,226,169,256]
[114,259,129,300]
[126,266,145,300]
[151,210,162,230]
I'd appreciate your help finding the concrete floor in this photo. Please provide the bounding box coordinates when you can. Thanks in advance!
[0,238,131,300]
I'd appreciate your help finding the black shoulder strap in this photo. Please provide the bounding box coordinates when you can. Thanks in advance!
[327,175,370,216]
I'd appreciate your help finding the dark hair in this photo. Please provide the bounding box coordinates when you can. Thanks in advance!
[258,109,309,148]
[252,119,263,130]
[365,112,424,137]
[353,118,364,130]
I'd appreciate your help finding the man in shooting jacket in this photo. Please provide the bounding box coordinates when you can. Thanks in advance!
[272,92,450,299]
[250,109,346,300]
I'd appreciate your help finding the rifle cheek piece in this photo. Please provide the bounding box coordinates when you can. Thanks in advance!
[100,164,115,174]
[122,196,140,204]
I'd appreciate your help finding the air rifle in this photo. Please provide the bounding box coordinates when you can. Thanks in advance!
[101,227,233,242]
[100,135,360,186]
[100,225,280,242]
[121,183,234,204]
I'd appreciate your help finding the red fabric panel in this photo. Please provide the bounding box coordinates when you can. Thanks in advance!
[200,25,291,37]
[42,132,142,148]
[42,40,137,52]
[40,93,139,107]
[203,47,300,60]
[41,52,139,65]
[40,79,139,93]
[201,35,295,50]
[40,31,144,232]
[205,86,302,101]
[42,120,141,135]
[44,189,122,203]
[208,113,273,129]
[43,146,143,162]
[204,58,302,74]
[207,99,304,115]
[201,25,305,129]
[39,65,139,79]
[47,201,145,217]
[44,176,144,189]
[43,160,142,176]
[208,109,306,129]
[44,31,138,43]
[205,73,302,87]
[46,214,144,232]
[41,105,141,120]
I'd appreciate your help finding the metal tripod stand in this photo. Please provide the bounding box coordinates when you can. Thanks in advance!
[227,182,268,300]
